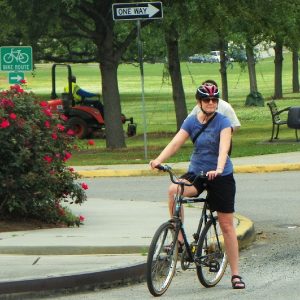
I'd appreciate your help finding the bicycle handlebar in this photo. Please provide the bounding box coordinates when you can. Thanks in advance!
[155,164,207,186]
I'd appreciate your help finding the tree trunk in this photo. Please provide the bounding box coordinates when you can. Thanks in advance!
[246,44,258,93]
[273,40,284,99]
[219,40,228,102]
[292,49,299,93]
[165,27,187,131]
[99,29,126,149]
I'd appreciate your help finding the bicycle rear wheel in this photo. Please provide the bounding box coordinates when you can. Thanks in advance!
[147,221,178,296]
[196,218,228,287]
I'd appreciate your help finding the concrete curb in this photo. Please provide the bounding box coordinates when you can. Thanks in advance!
[0,263,146,299]
[76,163,300,178]
[234,163,300,173]
[0,246,148,255]
[235,213,256,249]
[0,214,255,297]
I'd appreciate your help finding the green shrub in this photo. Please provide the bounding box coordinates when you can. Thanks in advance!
[0,83,87,226]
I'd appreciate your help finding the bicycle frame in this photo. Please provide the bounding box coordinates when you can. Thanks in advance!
[169,176,222,267]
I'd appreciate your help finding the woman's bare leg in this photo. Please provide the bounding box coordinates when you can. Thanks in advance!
[217,212,244,287]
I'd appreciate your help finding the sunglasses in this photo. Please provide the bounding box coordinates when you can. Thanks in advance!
[201,98,218,104]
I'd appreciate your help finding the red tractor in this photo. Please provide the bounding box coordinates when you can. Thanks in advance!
[47,64,137,139]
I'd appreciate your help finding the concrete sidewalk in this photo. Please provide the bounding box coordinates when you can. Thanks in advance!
[0,152,299,297]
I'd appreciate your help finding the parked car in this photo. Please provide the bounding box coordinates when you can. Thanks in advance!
[229,49,247,62]
[209,51,221,62]
[188,54,207,63]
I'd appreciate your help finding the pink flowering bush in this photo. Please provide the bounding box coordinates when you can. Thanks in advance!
[0,84,87,226]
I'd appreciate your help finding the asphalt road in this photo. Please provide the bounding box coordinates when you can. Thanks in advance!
[40,171,300,300]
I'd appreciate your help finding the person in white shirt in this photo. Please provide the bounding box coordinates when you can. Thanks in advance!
[187,80,241,131]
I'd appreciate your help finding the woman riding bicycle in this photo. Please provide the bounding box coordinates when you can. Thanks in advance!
[149,83,245,289]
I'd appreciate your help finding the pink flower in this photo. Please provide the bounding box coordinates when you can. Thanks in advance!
[67,129,75,136]
[0,119,10,128]
[43,109,52,117]
[60,114,68,121]
[39,101,48,107]
[79,215,85,222]
[81,183,88,190]
[0,98,14,107]
[51,133,58,140]
[44,120,51,128]
[57,124,65,131]
[63,152,72,162]
[19,79,27,84]
[68,167,75,172]
[87,139,95,146]
[10,84,24,93]
[43,155,53,163]
[9,113,17,120]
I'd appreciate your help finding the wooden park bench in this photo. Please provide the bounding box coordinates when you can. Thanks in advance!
[267,100,290,141]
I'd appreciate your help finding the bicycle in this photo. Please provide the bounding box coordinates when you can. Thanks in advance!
[146,165,228,296]
[3,49,29,64]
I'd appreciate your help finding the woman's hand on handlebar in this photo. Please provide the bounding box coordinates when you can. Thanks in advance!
[206,169,223,180]
[149,159,162,170]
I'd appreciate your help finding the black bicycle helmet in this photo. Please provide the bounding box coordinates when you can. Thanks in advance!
[195,84,219,100]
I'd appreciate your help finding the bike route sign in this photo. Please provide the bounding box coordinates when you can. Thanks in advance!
[112,2,163,20]
[0,46,33,72]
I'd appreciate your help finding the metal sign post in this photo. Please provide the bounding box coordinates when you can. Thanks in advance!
[136,19,148,159]
[112,2,163,160]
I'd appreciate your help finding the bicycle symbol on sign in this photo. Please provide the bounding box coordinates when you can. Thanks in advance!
[3,48,29,64]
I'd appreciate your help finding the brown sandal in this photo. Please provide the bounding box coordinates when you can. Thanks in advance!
[231,275,246,289]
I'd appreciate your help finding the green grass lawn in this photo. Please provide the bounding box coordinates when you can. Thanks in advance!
[1,53,299,165]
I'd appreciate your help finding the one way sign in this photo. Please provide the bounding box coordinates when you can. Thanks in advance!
[112,2,163,20]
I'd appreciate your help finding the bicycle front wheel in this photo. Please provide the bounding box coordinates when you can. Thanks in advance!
[146,221,178,296]
[196,218,228,287]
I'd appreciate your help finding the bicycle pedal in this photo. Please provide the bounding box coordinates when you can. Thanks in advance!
[208,261,220,272]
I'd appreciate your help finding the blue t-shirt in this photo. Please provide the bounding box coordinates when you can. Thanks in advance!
[181,113,233,175]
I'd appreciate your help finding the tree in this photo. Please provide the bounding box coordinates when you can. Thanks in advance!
[284,2,300,93]
[6,0,153,149]
[260,0,298,99]
[229,0,264,95]
[164,24,187,130]
[189,0,236,102]
[162,0,190,130]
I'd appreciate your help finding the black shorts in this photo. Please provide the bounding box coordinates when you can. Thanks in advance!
[180,172,236,213]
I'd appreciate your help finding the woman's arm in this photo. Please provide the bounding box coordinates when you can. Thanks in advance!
[150,129,189,169]
[217,127,232,171]
[206,127,231,179]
